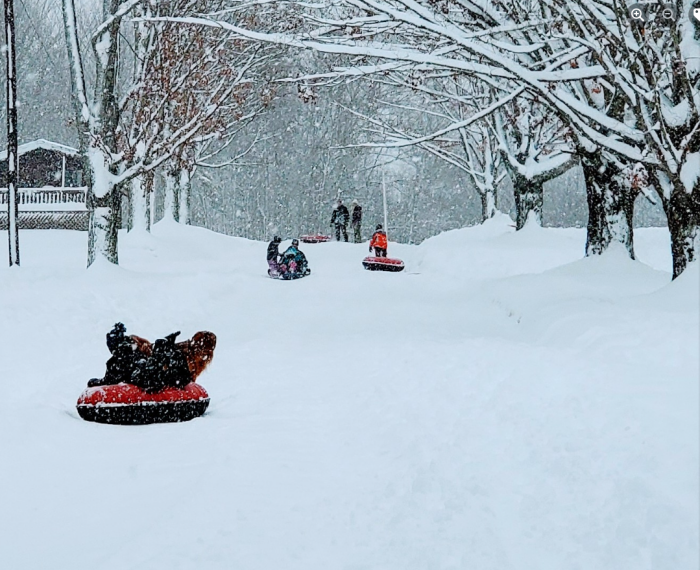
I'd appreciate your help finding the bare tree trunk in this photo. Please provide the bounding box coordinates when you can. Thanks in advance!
[480,189,497,222]
[63,0,122,266]
[86,150,120,265]
[660,176,700,279]
[63,0,96,265]
[668,196,699,279]
[511,174,543,230]
[130,172,153,232]
[149,182,156,228]
[581,151,636,259]
[129,176,142,232]
[501,147,576,231]
[178,168,191,224]
[163,168,179,222]
[126,192,133,232]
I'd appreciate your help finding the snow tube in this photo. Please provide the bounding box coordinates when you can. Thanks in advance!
[362,256,405,272]
[76,382,210,425]
[271,270,311,280]
[300,234,331,244]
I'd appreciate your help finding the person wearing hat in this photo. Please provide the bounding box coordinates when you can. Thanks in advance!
[351,200,363,243]
[279,238,310,279]
[267,235,282,277]
[330,199,350,242]
[369,224,388,257]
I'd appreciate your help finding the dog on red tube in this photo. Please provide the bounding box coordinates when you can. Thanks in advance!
[88,323,216,393]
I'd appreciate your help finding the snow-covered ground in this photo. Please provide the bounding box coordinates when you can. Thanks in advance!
[1,216,697,570]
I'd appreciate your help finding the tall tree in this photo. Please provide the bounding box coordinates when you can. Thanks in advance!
[558,0,700,275]
[187,0,697,275]
[61,0,268,265]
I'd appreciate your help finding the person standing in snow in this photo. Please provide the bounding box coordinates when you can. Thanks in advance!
[351,200,363,243]
[330,199,349,242]
[369,224,388,257]
[267,236,282,276]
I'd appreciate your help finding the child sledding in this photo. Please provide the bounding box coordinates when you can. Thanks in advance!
[267,236,283,277]
[87,323,216,391]
[77,323,216,424]
[267,238,311,280]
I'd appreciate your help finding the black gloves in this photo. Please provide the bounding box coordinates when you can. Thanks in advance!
[106,322,127,353]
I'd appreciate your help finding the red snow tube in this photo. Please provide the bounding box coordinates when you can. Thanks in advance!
[300,234,331,244]
[362,256,405,272]
[76,383,210,425]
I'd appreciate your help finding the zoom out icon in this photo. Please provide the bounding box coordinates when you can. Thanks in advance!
[659,4,676,22]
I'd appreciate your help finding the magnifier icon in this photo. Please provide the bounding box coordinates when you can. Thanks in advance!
[629,4,646,21]
[660,4,676,20]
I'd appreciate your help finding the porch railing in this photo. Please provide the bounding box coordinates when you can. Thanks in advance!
[0,187,87,206]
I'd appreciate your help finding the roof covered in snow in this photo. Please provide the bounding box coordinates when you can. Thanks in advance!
[0,139,79,161]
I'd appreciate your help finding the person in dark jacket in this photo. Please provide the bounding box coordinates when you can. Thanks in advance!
[89,324,216,390]
[88,323,192,391]
[267,236,282,277]
[330,199,349,242]
[279,239,311,279]
[369,224,388,257]
[351,200,363,243]
[130,332,192,393]
[88,322,139,387]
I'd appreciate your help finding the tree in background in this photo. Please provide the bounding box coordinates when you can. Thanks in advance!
[494,96,576,230]
[3,0,675,269]
[60,0,271,265]
[333,72,508,224]
[558,0,700,275]
[184,0,697,276]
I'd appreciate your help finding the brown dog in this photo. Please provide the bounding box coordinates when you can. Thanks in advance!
[130,331,217,382]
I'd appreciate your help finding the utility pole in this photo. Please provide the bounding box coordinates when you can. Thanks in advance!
[382,170,388,240]
[4,0,20,266]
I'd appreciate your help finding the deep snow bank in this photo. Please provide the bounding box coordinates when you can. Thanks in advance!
[415,214,584,280]
[0,221,696,570]
[645,260,700,312]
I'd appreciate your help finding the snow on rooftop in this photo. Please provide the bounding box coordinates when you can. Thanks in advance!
[0,139,79,161]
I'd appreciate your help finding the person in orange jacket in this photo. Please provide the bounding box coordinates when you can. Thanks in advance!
[369,224,388,257]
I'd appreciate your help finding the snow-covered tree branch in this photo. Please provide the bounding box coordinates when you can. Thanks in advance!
[61,0,275,264]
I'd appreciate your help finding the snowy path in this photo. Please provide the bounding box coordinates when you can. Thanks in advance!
[1,219,697,570]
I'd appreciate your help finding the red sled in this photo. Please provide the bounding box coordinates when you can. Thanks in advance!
[362,256,405,272]
[76,382,210,425]
[300,234,331,244]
